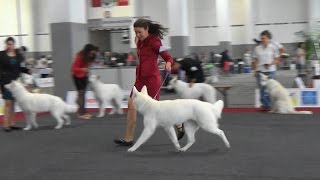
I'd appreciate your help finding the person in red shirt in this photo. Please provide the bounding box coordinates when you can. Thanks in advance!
[114,19,173,146]
[71,44,98,120]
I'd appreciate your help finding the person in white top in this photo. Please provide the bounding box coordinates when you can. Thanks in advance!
[243,49,252,66]
[296,42,306,74]
[252,30,280,111]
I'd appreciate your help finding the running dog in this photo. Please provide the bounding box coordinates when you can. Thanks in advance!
[167,77,216,104]
[260,73,312,114]
[89,75,124,117]
[128,86,230,152]
[5,81,78,130]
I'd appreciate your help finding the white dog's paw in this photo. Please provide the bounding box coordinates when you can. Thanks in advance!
[178,148,188,152]
[175,148,182,153]
[108,111,115,115]
[65,121,71,126]
[117,110,123,115]
[23,127,32,131]
[54,125,63,129]
[127,148,136,152]
[226,143,231,149]
[96,114,105,118]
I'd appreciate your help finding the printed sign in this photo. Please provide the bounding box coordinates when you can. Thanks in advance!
[34,78,55,88]
[301,90,318,106]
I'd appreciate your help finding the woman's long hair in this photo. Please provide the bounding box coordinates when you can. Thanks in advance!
[133,18,168,39]
[80,44,98,63]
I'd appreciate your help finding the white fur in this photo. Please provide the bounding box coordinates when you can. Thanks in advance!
[5,81,78,130]
[260,73,312,114]
[167,78,216,104]
[128,86,230,152]
[89,75,124,117]
[21,73,34,85]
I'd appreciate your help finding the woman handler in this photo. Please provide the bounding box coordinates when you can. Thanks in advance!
[114,19,173,146]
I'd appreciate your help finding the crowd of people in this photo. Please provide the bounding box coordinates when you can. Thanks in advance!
[93,51,138,67]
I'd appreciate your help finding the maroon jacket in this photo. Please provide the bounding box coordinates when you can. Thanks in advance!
[136,35,173,79]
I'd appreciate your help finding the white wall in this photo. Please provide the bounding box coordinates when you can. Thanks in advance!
[193,0,217,27]
[69,0,87,24]
[229,0,246,25]
[255,0,308,23]
[0,0,18,36]
[191,28,219,46]
[189,0,311,46]
[251,0,309,43]
[231,26,246,45]
[255,24,308,43]
[32,0,50,34]
[0,0,18,50]
[0,0,51,52]
[189,0,219,46]
[32,0,51,52]
[141,0,169,45]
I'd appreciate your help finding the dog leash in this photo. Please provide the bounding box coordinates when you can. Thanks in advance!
[152,70,171,99]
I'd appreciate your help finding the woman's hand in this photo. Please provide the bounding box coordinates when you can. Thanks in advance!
[135,36,139,46]
[165,62,172,72]
[82,68,88,73]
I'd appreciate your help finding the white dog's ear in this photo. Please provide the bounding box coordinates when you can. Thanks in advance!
[259,73,268,79]
[141,86,148,95]
[171,77,178,83]
[133,86,139,95]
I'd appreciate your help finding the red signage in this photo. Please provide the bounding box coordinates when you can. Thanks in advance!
[92,0,102,7]
[117,0,128,6]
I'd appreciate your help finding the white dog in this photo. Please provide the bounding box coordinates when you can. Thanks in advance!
[167,78,216,104]
[260,73,312,114]
[5,81,78,130]
[89,75,123,117]
[127,86,230,152]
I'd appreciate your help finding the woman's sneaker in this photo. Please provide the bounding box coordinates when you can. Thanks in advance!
[10,126,22,130]
[3,127,12,132]
[114,138,133,146]
[176,125,185,140]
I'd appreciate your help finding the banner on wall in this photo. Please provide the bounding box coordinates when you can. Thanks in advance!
[92,0,102,7]
[117,0,128,6]
[255,88,320,108]
[66,91,130,109]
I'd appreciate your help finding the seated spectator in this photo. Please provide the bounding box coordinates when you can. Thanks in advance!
[172,57,205,86]
[126,52,136,66]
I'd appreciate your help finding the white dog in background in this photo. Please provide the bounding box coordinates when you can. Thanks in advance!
[89,75,124,117]
[127,86,230,152]
[167,78,216,104]
[5,81,78,130]
[260,73,312,114]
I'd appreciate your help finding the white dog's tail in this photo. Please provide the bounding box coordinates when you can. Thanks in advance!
[290,110,313,114]
[211,100,224,119]
[64,104,78,113]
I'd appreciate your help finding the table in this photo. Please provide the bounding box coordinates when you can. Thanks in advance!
[213,85,232,107]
